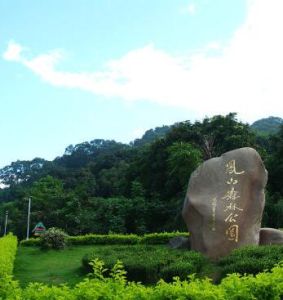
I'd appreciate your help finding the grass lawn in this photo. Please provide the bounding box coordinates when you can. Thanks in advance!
[14,245,95,287]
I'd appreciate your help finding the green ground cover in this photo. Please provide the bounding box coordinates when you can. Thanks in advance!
[14,244,212,287]
[82,244,212,284]
[14,243,283,288]
[7,234,283,299]
[14,245,95,287]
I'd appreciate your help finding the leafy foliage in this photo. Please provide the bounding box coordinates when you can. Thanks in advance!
[132,125,171,147]
[2,256,283,299]
[2,234,283,299]
[20,231,189,247]
[40,227,69,250]
[251,116,283,135]
[0,113,282,237]
[0,234,17,278]
[217,245,283,279]
[82,245,211,283]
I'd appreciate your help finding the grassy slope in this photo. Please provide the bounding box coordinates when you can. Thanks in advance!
[14,245,95,287]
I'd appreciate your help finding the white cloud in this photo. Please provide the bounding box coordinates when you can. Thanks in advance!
[3,0,283,123]
[180,3,196,15]
[3,41,23,61]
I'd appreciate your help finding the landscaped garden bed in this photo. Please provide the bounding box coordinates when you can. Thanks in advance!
[1,233,283,299]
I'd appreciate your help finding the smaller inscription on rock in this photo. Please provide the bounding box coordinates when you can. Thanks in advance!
[182,147,267,260]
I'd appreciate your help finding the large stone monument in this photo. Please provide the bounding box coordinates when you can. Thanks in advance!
[182,147,268,260]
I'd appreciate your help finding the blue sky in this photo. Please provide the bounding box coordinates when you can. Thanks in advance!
[1,0,283,168]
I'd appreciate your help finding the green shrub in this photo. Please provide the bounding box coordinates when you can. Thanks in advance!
[160,251,209,282]
[20,237,40,247]
[21,231,189,247]
[82,245,210,284]
[220,262,283,300]
[69,231,189,246]
[0,275,22,299]
[0,251,283,299]
[0,233,18,278]
[141,232,189,245]
[2,232,283,299]
[217,245,283,279]
[82,245,161,283]
[40,227,69,250]
[68,233,140,245]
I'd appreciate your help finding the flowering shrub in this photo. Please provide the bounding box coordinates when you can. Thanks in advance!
[40,227,69,250]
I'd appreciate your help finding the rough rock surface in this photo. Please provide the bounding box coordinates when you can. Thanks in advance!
[182,147,267,260]
[259,228,283,245]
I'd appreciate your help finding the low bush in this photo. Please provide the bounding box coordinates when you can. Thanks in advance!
[20,231,189,247]
[20,238,41,247]
[68,233,140,245]
[0,233,18,278]
[1,235,283,299]
[2,260,282,299]
[140,232,189,245]
[82,245,210,284]
[40,227,69,250]
[160,251,210,282]
[217,245,283,279]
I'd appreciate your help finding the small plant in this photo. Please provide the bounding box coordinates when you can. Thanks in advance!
[88,258,108,281]
[40,227,69,250]
[110,260,127,284]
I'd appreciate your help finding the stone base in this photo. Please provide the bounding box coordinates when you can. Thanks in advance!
[259,228,283,245]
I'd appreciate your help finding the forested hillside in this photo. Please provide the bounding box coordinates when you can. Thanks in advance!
[251,116,283,135]
[1,113,283,238]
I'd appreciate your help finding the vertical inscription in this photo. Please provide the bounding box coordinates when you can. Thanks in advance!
[223,159,245,242]
[209,159,245,241]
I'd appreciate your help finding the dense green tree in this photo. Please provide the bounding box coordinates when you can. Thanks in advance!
[28,176,67,229]
[132,125,171,147]
[0,158,48,186]
[166,142,202,192]
[0,114,282,237]
[266,125,283,196]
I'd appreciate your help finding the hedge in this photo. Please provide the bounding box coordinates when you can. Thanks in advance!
[0,233,18,278]
[1,260,282,299]
[20,232,189,247]
[217,244,283,280]
[82,245,210,284]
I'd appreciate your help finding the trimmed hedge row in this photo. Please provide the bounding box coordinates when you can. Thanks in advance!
[82,245,210,284]
[82,244,283,284]
[0,233,18,278]
[1,260,283,299]
[20,232,189,247]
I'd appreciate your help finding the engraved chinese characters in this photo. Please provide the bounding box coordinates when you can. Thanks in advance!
[223,160,244,243]
[182,147,267,260]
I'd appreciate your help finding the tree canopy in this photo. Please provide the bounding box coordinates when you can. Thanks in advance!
[0,113,282,238]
